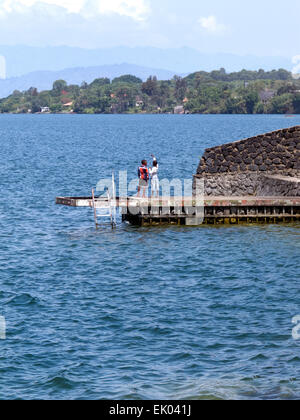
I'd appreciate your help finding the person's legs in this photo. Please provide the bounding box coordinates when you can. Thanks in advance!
[142,186,147,198]
[154,178,159,197]
[137,179,145,197]
[138,180,148,198]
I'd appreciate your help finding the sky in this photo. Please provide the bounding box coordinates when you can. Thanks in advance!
[0,0,300,61]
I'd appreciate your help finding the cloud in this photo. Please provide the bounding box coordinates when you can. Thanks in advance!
[198,15,227,34]
[0,55,6,79]
[292,55,300,75]
[96,0,150,21]
[0,0,150,21]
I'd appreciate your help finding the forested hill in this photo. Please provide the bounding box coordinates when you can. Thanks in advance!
[1,69,300,115]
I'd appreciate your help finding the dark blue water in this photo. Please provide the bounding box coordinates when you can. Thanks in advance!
[0,114,300,400]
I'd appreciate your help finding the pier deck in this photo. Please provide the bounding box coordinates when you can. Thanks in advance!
[56,196,300,226]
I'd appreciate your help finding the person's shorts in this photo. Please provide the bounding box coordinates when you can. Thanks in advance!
[139,179,149,188]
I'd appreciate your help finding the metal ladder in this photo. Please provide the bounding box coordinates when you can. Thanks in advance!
[92,173,117,229]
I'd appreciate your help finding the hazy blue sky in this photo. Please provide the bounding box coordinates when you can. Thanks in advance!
[0,0,299,58]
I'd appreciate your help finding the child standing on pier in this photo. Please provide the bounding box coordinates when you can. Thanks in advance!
[137,160,150,198]
[149,155,159,197]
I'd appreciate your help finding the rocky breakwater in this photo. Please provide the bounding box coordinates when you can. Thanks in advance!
[194,126,300,196]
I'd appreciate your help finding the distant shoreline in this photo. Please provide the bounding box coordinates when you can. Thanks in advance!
[1,69,300,115]
[0,112,299,116]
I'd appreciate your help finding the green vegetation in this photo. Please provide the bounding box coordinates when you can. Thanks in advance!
[1,69,300,114]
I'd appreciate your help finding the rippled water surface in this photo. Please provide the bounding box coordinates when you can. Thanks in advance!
[0,114,300,400]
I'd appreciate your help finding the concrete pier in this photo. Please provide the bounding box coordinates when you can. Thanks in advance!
[56,126,300,227]
[56,196,300,226]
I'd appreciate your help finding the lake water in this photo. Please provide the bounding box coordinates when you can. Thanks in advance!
[0,114,300,400]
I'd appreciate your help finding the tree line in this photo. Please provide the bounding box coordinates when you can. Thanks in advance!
[0,69,300,115]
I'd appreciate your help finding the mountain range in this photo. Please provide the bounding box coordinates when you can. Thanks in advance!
[0,45,293,78]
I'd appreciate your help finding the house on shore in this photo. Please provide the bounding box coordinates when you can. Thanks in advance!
[40,106,50,113]
[135,96,144,108]
[174,105,185,114]
[259,89,276,104]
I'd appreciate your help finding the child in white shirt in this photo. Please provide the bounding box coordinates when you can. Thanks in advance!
[149,156,159,197]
